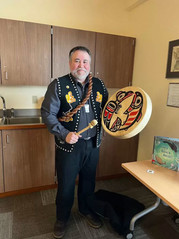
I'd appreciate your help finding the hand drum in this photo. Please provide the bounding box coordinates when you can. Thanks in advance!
[102,86,152,139]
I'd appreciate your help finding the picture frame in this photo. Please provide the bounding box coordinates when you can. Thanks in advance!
[166,39,179,78]
[167,83,179,108]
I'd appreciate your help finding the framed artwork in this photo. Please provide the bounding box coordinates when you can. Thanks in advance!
[167,83,179,108]
[166,39,179,78]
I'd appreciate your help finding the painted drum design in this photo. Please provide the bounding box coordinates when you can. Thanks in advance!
[102,86,152,139]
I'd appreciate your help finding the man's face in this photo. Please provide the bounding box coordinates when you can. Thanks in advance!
[69,50,91,83]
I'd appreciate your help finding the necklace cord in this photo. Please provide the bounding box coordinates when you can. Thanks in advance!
[58,74,93,122]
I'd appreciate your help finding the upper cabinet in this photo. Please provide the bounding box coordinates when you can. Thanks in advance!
[53,27,135,88]
[0,18,136,87]
[95,33,135,88]
[0,19,51,86]
[53,26,96,79]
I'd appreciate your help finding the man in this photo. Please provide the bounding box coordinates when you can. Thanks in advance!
[41,46,108,238]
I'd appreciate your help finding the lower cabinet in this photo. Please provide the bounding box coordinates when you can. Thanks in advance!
[0,127,138,194]
[97,133,139,178]
[2,128,55,192]
[0,131,4,193]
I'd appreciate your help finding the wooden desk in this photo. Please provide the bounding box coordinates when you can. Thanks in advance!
[122,160,179,238]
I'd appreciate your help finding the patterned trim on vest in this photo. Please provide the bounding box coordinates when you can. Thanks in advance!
[55,74,107,152]
[96,77,107,147]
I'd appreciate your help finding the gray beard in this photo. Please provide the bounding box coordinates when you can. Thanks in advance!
[71,69,89,82]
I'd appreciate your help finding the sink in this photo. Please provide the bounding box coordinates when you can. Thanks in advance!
[0,117,43,125]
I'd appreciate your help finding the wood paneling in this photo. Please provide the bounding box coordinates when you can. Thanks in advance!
[0,19,51,85]
[53,26,96,79]
[95,33,135,88]
[0,131,4,193]
[2,128,55,192]
[98,133,139,177]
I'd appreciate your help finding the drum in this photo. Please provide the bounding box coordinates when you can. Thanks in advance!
[102,86,152,139]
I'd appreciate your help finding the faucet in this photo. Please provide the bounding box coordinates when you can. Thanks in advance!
[10,108,15,118]
[0,95,7,119]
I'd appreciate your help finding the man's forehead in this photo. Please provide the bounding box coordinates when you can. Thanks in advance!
[72,50,90,58]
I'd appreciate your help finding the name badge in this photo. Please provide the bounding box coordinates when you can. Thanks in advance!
[84,104,89,113]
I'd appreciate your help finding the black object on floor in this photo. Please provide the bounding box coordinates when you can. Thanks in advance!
[87,189,145,237]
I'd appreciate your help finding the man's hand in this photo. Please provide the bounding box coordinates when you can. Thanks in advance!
[65,132,81,144]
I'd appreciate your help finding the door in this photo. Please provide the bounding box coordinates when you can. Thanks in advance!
[95,33,135,88]
[2,128,55,192]
[0,18,51,85]
[53,26,96,79]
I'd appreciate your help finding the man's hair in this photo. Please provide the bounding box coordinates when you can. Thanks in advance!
[69,46,91,60]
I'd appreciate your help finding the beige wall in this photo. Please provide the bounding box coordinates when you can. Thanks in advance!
[0,0,130,35]
[0,0,179,161]
[127,0,179,161]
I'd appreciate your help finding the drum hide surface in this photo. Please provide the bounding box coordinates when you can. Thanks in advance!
[102,86,152,139]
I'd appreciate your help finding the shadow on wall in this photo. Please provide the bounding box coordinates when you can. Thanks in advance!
[36,97,44,108]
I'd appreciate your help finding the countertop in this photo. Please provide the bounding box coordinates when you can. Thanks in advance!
[0,123,46,130]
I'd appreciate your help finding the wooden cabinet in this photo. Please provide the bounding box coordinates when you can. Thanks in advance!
[0,131,4,193]
[98,133,139,178]
[53,27,135,88]
[0,19,135,88]
[0,18,51,86]
[94,33,137,177]
[95,33,135,88]
[2,128,55,192]
[53,26,96,79]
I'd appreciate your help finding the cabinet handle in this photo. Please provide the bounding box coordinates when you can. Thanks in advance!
[5,71,8,80]
[6,134,10,144]
[4,66,8,80]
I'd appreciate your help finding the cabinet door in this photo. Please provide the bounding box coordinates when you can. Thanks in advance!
[2,129,55,192]
[97,133,139,178]
[95,33,135,88]
[53,26,96,79]
[0,131,4,193]
[0,19,51,85]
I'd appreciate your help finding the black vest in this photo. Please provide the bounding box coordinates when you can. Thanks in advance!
[55,74,107,153]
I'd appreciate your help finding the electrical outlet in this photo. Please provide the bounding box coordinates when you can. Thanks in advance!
[32,96,38,104]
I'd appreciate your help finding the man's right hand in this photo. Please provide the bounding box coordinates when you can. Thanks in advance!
[65,132,81,144]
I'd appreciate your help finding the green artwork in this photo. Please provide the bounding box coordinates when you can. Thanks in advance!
[152,136,179,171]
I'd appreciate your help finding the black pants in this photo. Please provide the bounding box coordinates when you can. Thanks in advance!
[55,137,99,223]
